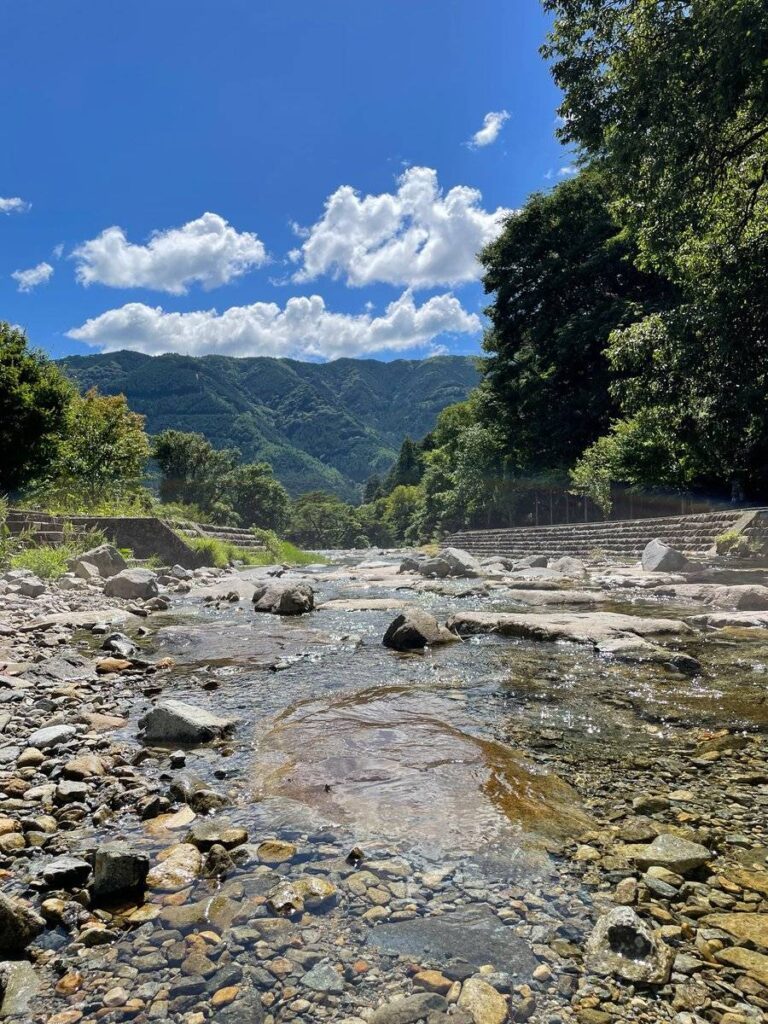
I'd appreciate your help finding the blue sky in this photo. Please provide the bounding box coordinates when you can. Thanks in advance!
[1,0,574,361]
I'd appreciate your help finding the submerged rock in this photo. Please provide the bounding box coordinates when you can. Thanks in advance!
[585,906,673,984]
[252,581,314,615]
[371,993,448,1024]
[458,976,508,1024]
[382,607,457,651]
[138,699,236,743]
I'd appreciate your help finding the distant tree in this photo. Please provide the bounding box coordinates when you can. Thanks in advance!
[0,322,72,493]
[363,474,383,503]
[57,388,150,504]
[288,491,360,548]
[230,462,290,532]
[383,485,421,542]
[152,430,240,511]
[384,437,425,492]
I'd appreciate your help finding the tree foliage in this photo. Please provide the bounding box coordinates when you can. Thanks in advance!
[0,323,72,493]
[57,389,150,504]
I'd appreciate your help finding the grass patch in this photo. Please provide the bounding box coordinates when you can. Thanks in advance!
[10,546,72,579]
[187,531,321,568]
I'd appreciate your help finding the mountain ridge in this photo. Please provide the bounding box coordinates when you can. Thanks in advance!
[58,351,480,499]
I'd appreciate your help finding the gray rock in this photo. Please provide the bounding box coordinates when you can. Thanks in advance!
[630,833,711,875]
[301,959,344,994]
[371,993,448,1024]
[101,632,138,658]
[104,568,159,601]
[26,724,77,749]
[42,855,92,888]
[383,607,457,651]
[252,582,314,615]
[418,556,452,578]
[642,538,689,573]
[0,960,40,1017]
[585,906,674,985]
[92,842,149,900]
[549,555,587,577]
[138,699,236,743]
[398,557,421,573]
[16,576,46,598]
[70,543,127,578]
[72,560,100,581]
[0,893,46,956]
[512,555,548,569]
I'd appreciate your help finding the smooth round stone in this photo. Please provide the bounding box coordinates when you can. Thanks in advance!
[257,839,297,864]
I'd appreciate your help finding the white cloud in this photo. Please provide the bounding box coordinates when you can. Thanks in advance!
[12,262,54,292]
[72,212,267,294]
[467,110,510,148]
[52,243,64,260]
[67,290,481,361]
[291,166,511,289]
[0,197,30,214]
[558,165,577,177]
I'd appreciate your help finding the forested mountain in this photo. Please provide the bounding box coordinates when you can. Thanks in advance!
[58,351,479,499]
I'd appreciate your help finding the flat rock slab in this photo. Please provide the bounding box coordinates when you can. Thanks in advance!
[688,610,768,629]
[447,611,692,645]
[652,583,768,610]
[319,598,410,612]
[188,578,258,602]
[503,590,600,607]
[448,610,696,672]
[367,903,537,976]
[21,609,143,632]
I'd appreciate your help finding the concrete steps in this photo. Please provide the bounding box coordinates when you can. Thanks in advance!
[178,522,266,554]
[446,509,768,561]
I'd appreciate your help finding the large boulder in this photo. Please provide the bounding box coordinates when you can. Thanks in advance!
[69,544,127,579]
[138,699,236,743]
[418,547,482,579]
[92,842,149,901]
[439,547,483,578]
[629,833,711,875]
[0,893,45,957]
[585,906,673,985]
[104,569,159,601]
[642,539,689,573]
[383,608,457,651]
[252,582,314,615]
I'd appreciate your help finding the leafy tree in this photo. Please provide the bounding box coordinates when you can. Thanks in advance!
[57,389,150,504]
[383,485,421,542]
[288,491,362,548]
[546,0,768,500]
[0,322,72,493]
[363,474,384,503]
[153,430,240,513]
[230,462,290,532]
[479,170,670,473]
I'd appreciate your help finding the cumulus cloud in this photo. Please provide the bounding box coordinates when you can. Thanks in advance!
[467,110,510,148]
[67,290,480,361]
[12,262,54,292]
[73,212,267,294]
[558,165,577,177]
[0,196,30,214]
[290,167,510,289]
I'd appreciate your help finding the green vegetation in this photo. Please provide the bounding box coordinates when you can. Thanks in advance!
[59,351,480,499]
[153,430,289,530]
[3,521,107,580]
[185,530,319,568]
[0,322,72,493]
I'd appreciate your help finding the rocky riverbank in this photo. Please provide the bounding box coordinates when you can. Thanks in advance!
[0,543,767,1024]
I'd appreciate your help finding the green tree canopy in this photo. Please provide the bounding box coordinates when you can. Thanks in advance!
[57,388,150,504]
[0,322,72,493]
[152,430,240,512]
[229,462,290,532]
[479,170,670,473]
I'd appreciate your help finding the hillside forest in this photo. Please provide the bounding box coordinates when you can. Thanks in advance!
[2,1,767,549]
